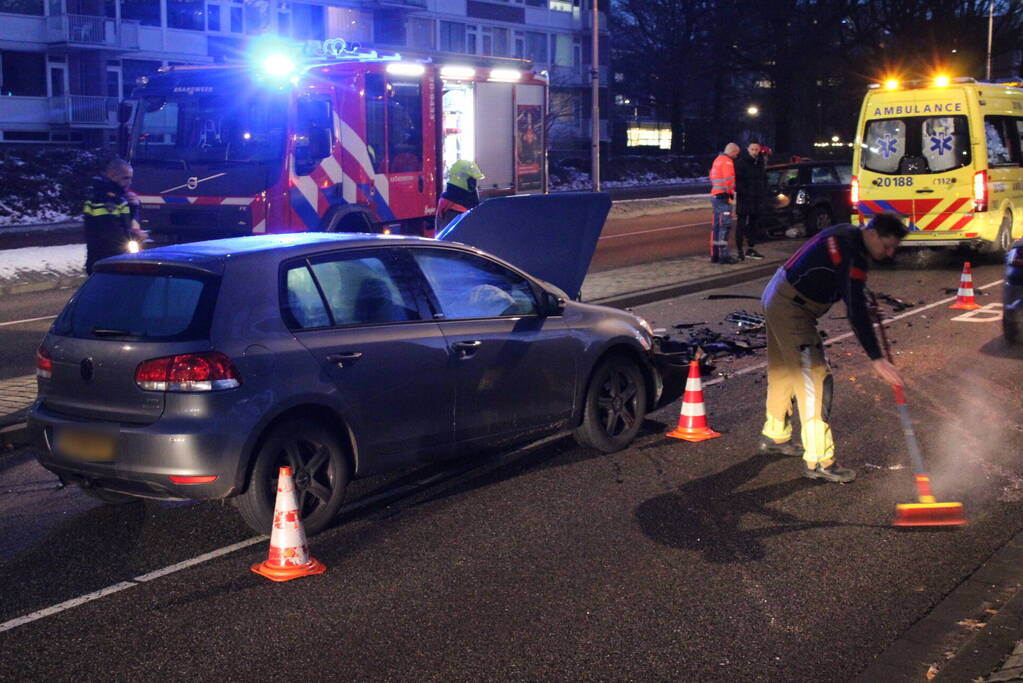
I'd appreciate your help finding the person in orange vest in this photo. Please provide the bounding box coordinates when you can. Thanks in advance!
[709,142,740,263]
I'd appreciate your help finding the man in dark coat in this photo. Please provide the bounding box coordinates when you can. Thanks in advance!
[734,141,767,260]
[84,158,139,274]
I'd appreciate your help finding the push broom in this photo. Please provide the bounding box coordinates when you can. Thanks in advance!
[869,292,966,528]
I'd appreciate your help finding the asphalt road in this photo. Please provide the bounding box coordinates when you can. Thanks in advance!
[1,254,1021,680]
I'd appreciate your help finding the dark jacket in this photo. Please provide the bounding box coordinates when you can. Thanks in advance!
[83,175,132,274]
[782,224,882,359]
[735,151,767,215]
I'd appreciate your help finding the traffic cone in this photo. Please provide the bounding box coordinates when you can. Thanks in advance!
[251,466,327,582]
[949,261,981,310]
[666,353,721,442]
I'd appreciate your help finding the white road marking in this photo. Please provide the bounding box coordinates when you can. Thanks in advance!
[0,315,57,328]
[0,278,1005,633]
[950,302,1003,322]
[598,220,707,240]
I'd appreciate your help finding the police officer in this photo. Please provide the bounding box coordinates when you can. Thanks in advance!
[435,159,485,235]
[708,143,740,264]
[84,158,141,274]
[759,212,908,483]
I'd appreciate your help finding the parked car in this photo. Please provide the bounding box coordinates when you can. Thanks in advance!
[1005,238,1023,345]
[763,159,853,236]
[29,194,682,535]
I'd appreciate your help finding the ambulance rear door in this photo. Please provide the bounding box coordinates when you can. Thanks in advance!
[857,90,974,238]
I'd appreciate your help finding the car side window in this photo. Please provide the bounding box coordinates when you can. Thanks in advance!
[309,252,420,325]
[412,249,538,319]
[283,251,420,329]
[810,166,839,184]
[284,264,331,329]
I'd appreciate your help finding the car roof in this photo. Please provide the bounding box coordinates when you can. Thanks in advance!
[99,232,438,274]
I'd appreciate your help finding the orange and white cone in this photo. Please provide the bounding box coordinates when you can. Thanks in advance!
[666,355,721,442]
[251,466,326,582]
[949,261,981,310]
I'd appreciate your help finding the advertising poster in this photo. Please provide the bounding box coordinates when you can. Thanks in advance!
[515,104,543,192]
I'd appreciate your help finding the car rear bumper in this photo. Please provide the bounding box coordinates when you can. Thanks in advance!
[28,402,249,500]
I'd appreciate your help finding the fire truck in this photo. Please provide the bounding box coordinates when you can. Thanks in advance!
[124,40,548,243]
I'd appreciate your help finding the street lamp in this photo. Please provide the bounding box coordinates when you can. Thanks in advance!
[747,105,759,117]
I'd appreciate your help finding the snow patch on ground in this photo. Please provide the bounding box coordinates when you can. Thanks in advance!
[0,244,85,281]
[0,203,74,227]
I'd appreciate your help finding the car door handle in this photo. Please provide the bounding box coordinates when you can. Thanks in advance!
[451,340,482,358]
[326,352,363,367]
[418,175,424,193]
[915,188,935,193]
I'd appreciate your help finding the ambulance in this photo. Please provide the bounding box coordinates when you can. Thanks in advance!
[852,76,1023,255]
[122,38,548,243]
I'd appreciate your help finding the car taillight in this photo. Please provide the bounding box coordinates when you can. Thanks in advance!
[850,175,859,209]
[36,346,52,379]
[974,170,988,212]
[135,351,241,392]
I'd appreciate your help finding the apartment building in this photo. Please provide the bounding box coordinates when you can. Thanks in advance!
[0,0,606,155]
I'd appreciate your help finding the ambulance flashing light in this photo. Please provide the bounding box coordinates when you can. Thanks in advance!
[884,79,899,90]
[934,74,951,88]
[261,53,296,78]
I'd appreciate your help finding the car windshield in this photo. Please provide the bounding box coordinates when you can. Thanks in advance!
[53,270,219,341]
[132,94,287,166]
[861,115,971,174]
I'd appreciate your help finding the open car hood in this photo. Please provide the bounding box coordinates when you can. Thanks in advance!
[437,192,611,300]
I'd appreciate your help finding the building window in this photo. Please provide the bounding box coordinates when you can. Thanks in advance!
[482,26,508,56]
[409,17,436,50]
[525,31,547,64]
[206,3,220,31]
[627,124,672,150]
[121,0,161,27]
[439,21,465,53]
[0,51,46,97]
[466,24,478,54]
[244,0,268,34]
[292,3,324,40]
[229,4,242,32]
[374,9,405,46]
[513,31,524,58]
[168,0,205,30]
[0,0,44,15]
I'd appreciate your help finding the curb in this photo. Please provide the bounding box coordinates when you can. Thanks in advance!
[0,275,87,298]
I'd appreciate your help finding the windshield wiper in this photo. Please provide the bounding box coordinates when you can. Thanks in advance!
[91,327,133,337]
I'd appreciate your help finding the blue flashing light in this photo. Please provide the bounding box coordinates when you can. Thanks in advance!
[262,52,296,78]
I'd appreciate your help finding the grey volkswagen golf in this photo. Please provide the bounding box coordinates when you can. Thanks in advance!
[29,194,678,535]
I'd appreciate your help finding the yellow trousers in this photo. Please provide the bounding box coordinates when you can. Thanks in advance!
[761,270,836,468]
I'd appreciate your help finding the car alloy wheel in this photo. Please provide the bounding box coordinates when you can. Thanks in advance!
[235,418,349,536]
[573,356,647,453]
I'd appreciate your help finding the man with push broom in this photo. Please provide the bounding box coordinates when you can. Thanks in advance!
[759,212,908,482]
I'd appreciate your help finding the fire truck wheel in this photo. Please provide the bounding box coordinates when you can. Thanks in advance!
[573,355,647,453]
[235,418,349,536]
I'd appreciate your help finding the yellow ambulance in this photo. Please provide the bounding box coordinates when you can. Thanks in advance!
[852,76,1023,255]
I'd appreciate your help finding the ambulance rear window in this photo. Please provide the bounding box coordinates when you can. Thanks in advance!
[862,115,970,174]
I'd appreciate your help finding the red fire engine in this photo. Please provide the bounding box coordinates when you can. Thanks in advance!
[125,39,548,243]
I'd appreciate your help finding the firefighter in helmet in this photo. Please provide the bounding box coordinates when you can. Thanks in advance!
[434,159,485,234]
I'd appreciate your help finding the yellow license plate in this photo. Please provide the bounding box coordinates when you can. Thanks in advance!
[56,429,116,462]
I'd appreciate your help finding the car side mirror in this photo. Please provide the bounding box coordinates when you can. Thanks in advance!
[541,291,565,316]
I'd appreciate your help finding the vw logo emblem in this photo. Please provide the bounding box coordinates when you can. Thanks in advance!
[80,357,94,381]
[186,176,199,190]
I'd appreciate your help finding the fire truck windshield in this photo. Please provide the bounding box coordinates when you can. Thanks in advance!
[132,94,287,167]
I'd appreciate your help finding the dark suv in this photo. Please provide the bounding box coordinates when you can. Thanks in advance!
[763,159,853,236]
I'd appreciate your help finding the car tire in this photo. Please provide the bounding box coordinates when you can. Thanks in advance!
[984,211,1014,261]
[572,355,647,453]
[235,418,349,536]
[82,487,139,505]
[806,206,833,236]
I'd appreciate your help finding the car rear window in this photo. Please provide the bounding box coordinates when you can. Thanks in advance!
[861,115,971,174]
[52,270,219,341]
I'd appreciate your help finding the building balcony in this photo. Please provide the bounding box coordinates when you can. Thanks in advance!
[46,14,140,51]
[49,95,118,127]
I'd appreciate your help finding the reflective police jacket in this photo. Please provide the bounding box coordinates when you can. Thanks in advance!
[709,153,735,199]
[83,176,132,263]
[781,224,883,360]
